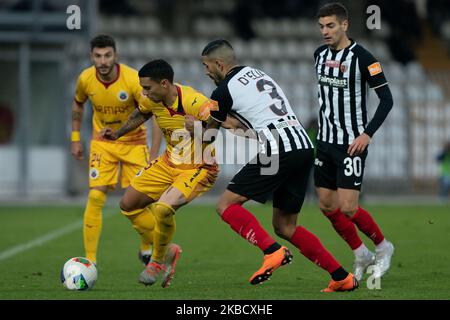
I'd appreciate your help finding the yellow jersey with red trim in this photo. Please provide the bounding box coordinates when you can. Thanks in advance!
[74,63,147,145]
[138,84,218,169]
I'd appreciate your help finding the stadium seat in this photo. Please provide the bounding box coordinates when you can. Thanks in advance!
[193,17,232,38]
[426,84,444,103]
[297,41,316,59]
[383,62,404,84]
[97,15,110,33]
[295,19,321,39]
[248,39,266,59]
[125,38,142,57]
[278,18,295,38]
[173,38,190,59]
[142,38,159,56]
[252,19,277,38]
[142,17,162,35]
[372,41,391,60]
[186,60,203,78]
[69,39,89,57]
[127,17,142,35]
[294,62,315,82]
[266,39,283,59]
[229,38,246,57]
[405,62,426,83]
[284,40,301,60]
[278,61,296,81]
[170,59,186,77]
[159,38,180,59]
[110,15,125,35]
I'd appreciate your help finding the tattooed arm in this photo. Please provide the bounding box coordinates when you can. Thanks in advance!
[71,99,84,160]
[100,109,152,141]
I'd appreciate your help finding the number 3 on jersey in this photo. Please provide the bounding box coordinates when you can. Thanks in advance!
[256,79,288,116]
[344,156,362,177]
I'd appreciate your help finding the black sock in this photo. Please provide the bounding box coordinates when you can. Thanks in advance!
[263,242,281,255]
[331,267,349,281]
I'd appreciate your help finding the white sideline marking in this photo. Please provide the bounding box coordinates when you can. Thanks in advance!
[0,210,116,262]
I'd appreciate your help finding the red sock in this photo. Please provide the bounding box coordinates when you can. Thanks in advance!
[350,207,385,245]
[221,204,276,252]
[290,226,341,274]
[324,208,363,250]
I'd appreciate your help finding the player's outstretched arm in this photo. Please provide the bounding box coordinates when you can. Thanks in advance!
[71,100,84,160]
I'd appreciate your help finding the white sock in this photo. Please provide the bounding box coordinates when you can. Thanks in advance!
[354,243,369,257]
[375,239,388,252]
[141,249,152,256]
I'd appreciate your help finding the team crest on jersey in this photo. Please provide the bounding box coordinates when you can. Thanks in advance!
[340,62,348,73]
[118,90,129,102]
[90,168,99,179]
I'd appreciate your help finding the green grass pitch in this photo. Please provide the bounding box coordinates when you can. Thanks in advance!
[0,202,449,300]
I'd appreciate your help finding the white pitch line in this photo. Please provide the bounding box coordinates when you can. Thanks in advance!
[0,210,117,262]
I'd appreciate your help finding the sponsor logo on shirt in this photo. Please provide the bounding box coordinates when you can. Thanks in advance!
[318,74,348,88]
[325,60,341,68]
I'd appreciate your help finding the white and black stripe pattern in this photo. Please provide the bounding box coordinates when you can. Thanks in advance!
[315,41,373,145]
[212,66,313,155]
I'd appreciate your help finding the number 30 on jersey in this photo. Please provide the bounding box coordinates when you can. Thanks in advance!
[343,157,362,177]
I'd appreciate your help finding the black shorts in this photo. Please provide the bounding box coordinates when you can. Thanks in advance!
[314,140,368,191]
[227,148,314,213]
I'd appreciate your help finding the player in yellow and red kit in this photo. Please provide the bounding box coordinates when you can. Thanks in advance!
[101,59,224,287]
[71,35,162,265]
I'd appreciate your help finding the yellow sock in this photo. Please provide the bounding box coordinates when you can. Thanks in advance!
[140,239,152,254]
[151,202,176,263]
[83,189,106,263]
[122,207,156,250]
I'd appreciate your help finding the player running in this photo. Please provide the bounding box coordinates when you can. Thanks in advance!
[197,39,358,292]
[71,35,162,265]
[313,3,395,281]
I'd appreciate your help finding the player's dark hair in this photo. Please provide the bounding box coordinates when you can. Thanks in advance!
[138,59,174,83]
[317,2,348,22]
[202,39,233,56]
[90,34,116,51]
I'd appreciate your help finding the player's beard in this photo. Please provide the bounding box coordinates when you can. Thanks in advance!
[97,63,115,77]
[209,73,223,86]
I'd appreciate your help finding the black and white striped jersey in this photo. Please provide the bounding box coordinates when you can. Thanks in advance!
[210,66,313,155]
[314,40,388,145]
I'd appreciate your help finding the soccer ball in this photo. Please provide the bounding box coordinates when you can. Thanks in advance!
[60,257,97,290]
